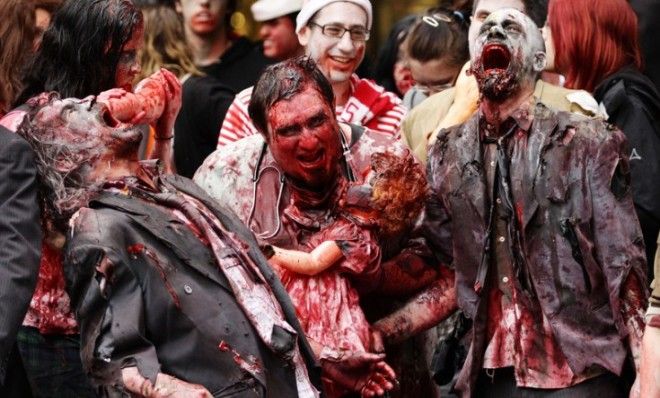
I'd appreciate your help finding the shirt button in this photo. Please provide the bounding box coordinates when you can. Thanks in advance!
[496,198,502,204]
[184,285,193,294]
[502,276,509,283]
[498,236,506,243]
[490,161,496,167]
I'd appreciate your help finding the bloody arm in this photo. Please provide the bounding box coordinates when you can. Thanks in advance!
[121,367,212,398]
[620,271,646,373]
[372,266,457,345]
[269,241,343,276]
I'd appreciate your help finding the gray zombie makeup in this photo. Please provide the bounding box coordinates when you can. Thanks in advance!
[469,9,546,101]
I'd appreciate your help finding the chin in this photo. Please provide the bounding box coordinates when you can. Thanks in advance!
[327,70,353,84]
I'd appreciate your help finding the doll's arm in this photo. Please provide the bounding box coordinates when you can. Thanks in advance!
[270,241,343,276]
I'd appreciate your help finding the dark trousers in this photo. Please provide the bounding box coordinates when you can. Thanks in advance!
[474,367,626,398]
[0,343,33,397]
[17,326,96,398]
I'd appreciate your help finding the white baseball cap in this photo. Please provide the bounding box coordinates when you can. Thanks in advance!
[295,0,373,33]
[251,0,304,23]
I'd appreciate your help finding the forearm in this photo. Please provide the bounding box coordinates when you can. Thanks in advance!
[373,267,457,344]
[147,135,175,174]
[271,242,342,276]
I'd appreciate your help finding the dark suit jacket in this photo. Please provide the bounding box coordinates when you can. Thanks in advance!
[425,103,647,396]
[64,175,319,397]
[0,126,41,382]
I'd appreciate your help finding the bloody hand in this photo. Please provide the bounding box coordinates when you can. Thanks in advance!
[154,68,182,140]
[320,350,396,397]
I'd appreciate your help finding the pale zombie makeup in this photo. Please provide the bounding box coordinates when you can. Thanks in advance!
[177,0,229,36]
[114,23,144,92]
[266,86,342,190]
[468,0,525,57]
[299,2,368,84]
[260,16,301,60]
[469,9,546,101]
[35,97,143,169]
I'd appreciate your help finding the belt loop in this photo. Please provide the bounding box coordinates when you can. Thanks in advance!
[486,368,495,384]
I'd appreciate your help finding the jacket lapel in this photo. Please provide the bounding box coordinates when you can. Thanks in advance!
[453,116,489,225]
[91,193,231,291]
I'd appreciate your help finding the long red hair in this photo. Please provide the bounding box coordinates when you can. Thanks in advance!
[548,0,642,92]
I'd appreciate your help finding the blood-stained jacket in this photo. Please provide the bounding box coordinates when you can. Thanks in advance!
[424,103,648,396]
[64,175,319,397]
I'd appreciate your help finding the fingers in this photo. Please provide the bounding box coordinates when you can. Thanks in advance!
[374,360,396,380]
[370,328,385,353]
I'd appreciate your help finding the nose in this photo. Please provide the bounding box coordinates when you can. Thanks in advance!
[298,128,320,150]
[336,31,356,54]
[487,24,506,40]
[259,25,269,39]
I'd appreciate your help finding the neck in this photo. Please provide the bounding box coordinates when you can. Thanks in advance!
[480,81,535,126]
[332,79,352,107]
[89,157,141,184]
[187,28,231,66]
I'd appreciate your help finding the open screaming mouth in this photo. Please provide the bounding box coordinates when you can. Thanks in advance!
[482,43,511,72]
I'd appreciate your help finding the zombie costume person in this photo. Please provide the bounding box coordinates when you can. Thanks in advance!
[424,9,647,397]
[196,57,453,398]
[216,0,406,148]
[16,71,322,397]
[266,151,427,397]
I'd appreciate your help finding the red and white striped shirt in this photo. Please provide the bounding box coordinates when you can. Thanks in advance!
[217,74,407,147]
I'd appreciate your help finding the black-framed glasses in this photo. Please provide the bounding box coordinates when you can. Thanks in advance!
[308,22,370,42]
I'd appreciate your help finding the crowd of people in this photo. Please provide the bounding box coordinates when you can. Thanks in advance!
[0,0,659,397]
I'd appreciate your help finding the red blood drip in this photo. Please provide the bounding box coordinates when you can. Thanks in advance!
[127,243,145,254]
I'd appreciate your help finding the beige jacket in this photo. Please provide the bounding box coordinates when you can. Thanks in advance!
[402,80,601,164]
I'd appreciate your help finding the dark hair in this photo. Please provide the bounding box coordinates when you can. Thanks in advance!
[0,0,36,115]
[406,8,468,67]
[472,0,548,27]
[17,0,143,104]
[371,15,418,96]
[34,0,63,13]
[248,56,334,137]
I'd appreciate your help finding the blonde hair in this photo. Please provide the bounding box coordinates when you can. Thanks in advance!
[135,5,201,82]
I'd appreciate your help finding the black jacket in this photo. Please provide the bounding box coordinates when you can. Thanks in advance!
[594,65,660,269]
[64,175,319,397]
[200,37,273,95]
[0,126,41,383]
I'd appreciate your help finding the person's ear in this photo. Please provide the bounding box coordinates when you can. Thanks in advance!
[533,51,547,72]
[298,26,311,47]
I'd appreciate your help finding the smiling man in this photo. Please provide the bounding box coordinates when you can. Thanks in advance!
[251,0,304,61]
[424,9,647,397]
[216,0,406,148]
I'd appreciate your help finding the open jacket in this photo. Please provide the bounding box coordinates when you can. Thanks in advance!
[64,174,320,397]
[424,103,648,396]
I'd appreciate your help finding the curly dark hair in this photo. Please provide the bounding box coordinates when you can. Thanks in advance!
[17,0,143,104]
[248,56,334,137]
[370,151,428,238]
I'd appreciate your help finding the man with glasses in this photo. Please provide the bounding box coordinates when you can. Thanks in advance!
[215,0,406,148]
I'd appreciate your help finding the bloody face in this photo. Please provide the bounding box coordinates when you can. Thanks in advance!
[114,22,144,92]
[470,9,546,101]
[298,2,367,84]
[265,86,342,191]
[260,16,302,60]
[177,0,228,37]
[33,96,143,180]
